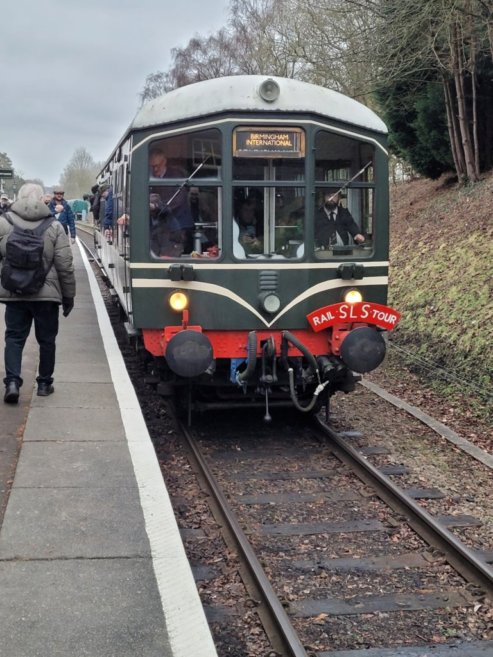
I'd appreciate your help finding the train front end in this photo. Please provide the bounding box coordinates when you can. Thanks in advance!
[105,76,400,417]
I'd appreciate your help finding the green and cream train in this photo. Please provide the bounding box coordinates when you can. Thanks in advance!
[95,75,400,420]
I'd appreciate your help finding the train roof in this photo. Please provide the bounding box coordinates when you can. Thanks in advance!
[131,75,387,135]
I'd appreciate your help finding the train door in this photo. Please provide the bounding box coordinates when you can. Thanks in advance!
[121,159,132,317]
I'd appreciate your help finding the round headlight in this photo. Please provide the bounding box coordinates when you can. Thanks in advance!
[259,292,281,314]
[169,291,189,312]
[344,288,363,304]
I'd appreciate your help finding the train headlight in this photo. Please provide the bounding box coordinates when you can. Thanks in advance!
[259,291,281,314]
[343,288,363,304]
[169,291,189,312]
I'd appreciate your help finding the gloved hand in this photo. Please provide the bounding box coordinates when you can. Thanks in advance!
[62,297,74,317]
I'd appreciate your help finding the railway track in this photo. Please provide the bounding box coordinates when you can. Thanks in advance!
[317,418,493,597]
[77,224,493,655]
[176,412,493,655]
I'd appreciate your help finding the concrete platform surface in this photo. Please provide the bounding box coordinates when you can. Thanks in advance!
[0,239,218,657]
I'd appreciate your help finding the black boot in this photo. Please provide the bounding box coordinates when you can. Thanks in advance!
[37,382,55,396]
[4,381,20,404]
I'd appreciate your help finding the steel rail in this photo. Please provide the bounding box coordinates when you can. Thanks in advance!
[179,420,310,657]
[313,416,493,602]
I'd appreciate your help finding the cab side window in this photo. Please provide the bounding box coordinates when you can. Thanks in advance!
[149,129,222,259]
[314,131,375,258]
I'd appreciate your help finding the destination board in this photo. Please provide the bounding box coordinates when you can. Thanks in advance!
[233,128,305,158]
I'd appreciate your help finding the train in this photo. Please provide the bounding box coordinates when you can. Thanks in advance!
[94,75,400,421]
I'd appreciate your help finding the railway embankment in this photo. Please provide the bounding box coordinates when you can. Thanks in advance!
[379,171,493,428]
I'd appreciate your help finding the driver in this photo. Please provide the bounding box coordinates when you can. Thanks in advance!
[315,190,364,247]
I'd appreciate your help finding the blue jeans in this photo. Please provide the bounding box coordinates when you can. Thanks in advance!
[3,301,59,387]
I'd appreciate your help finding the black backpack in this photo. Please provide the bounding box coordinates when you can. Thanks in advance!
[1,213,54,295]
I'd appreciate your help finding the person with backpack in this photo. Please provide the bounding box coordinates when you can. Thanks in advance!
[0,183,76,404]
[48,186,76,243]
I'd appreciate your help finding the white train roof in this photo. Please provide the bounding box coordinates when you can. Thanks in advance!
[131,75,387,134]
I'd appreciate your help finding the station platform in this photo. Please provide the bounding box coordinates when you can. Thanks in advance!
[0,240,218,657]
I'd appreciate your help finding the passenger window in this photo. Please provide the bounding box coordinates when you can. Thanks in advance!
[149,129,221,180]
[150,185,221,259]
[148,129,222,259]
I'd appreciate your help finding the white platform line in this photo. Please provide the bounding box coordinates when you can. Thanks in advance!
[78,241,218,657]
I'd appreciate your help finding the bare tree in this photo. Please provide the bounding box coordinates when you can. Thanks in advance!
[167,29,240,87]
[137,0,491,182]
[228,0,379,99]
[140,72,174,106]
[139,0,379,103]
[426,0,489,181]
[139,0,363,100]
[60,148,101,199]
[353,0,491,182]
[228,0,307,77]
[139,28,241,104]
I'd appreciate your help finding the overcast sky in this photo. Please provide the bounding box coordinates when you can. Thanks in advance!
[1,0,230,187]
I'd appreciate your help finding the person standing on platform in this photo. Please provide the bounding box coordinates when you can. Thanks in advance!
[90,184,101,226]
[0,183,76,403]
[48,186,76,244]
[0,194,11,213]
[81,194,90,221]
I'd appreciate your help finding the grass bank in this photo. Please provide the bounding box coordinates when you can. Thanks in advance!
[386,173,493,421]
